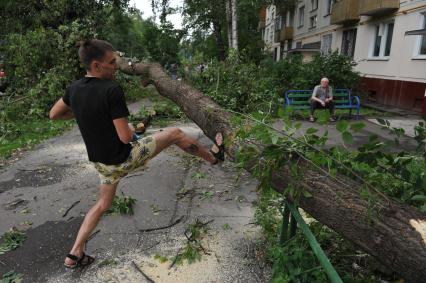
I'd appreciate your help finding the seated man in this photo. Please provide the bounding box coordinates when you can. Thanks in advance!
[309,77,336,122]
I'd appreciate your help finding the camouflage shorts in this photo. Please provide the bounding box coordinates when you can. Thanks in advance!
[92,136,157,185]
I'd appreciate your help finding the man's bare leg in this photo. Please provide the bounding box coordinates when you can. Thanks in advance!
[151,127,220,163]
[64,182,118,266]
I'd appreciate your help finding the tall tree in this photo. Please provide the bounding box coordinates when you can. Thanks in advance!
[183,0,227,60]
[231,0,238,50]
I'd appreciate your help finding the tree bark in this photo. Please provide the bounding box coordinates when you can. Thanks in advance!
[212,19,226,61]
[116,57,426,283]
[225,0,233,49]
[231,0,238,50]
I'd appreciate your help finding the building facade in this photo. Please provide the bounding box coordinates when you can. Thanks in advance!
[260,0,426,114]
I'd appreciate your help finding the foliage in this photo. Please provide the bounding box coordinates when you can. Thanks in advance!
[97,259,118,268]
[1,271,23,283]
[269,51,360,90]
[185,52,360,114]
[254,186,399,282]
[182,0,264,62]
[0,0,183,160]
[0,120,73,160]
[106,193,137,215]
[233,109,425,281]
[140,20,184,66]
[0,228,27,255]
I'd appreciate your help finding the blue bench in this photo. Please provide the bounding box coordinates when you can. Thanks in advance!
[284,89,360,118]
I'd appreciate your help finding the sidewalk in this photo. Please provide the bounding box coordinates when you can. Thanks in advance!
[362,100,424,138]
[0,101,269,283]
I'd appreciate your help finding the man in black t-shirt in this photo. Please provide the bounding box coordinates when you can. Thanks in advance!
[50,39,225,269]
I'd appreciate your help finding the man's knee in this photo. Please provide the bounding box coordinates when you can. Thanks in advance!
[96,197,114,213]
[167,127,184,141]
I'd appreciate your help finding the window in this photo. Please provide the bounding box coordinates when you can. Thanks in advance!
[298,6,305,27]
[289,10,295,26]
[371,21,394,58]
[342,29,357,59]
[310,15,317,28]
[311,0,318,11]
[321,34,333,55]
[296,41,302,48]
[287,40,293,51]
[384,22,394,56]
[325,0,333,16]
[275,16,283,31]
[417,13,426,56]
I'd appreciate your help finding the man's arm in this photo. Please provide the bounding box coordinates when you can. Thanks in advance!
[49,98,74,120]
[311,86,324,104]
[113,118,135,144]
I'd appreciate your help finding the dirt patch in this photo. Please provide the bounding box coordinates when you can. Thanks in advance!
[0,218,83,283]
[0,164,71,193]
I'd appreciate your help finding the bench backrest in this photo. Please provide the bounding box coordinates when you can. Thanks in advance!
[284,89,352,106]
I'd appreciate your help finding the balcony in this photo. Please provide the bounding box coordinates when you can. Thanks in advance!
[258,7,266,30]
[330,0,360,25]
[359,0,399,16]
[280,26,293,41]
[274,27,293,43]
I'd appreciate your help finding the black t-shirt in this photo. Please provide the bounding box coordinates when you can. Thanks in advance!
[63,77,131,165]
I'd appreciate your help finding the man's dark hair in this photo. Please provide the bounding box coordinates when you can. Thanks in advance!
[78,39,114,70]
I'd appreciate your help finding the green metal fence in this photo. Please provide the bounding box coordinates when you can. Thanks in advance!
[279,200,343,283]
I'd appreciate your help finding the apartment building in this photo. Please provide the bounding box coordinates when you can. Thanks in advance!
[260,0,426,114]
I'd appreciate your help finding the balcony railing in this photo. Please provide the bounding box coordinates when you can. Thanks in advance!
[359,0,399,16]
[330,0,360,25]
[274,26,293,43]
[280,26,293,41]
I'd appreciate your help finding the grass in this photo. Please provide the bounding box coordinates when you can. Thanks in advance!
[0,119,74,160]
[2,270,23,283]
[0,228,27,255]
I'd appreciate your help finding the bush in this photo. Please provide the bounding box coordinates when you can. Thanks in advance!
[185,51,360,114]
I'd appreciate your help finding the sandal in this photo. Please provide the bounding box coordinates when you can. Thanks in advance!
[210,132,225,164]
[64,252,95,269]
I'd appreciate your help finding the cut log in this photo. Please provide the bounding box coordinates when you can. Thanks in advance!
[116,55,426,283]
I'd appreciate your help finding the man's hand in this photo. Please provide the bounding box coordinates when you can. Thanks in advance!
[128,123,135,133]
[320,100,325,107]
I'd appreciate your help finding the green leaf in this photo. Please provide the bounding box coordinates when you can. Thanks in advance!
[342,131,353,144]
[303,191,312,198]
[306,128,318,135]
[336,120,349,133]
[410,195,426,202]
[350,122,365,133]
[271,134,279,145]
[376,118,390,127]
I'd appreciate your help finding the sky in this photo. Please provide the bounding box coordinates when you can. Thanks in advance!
[129,0,184,29]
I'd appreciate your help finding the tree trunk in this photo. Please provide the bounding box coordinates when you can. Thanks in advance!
[212,19,226,61]
[225,0,233,50]
[231,0,238,50]
[116,57,426,283]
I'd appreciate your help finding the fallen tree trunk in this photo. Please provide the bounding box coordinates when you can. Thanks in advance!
[117,56,426,282]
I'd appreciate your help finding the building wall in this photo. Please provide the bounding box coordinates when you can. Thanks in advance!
[261,0,426,114]
[353,1,426,113]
